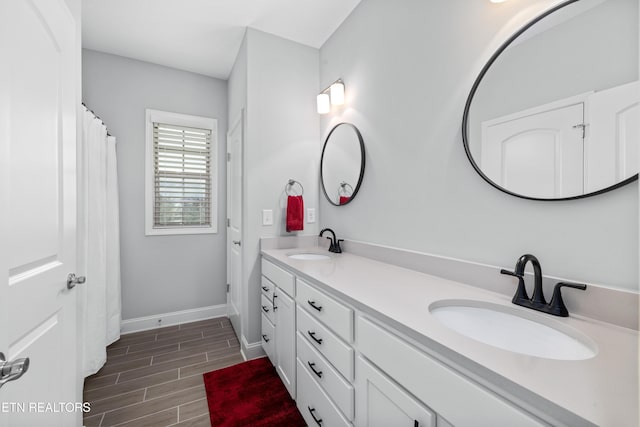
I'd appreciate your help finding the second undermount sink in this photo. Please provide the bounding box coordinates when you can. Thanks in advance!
[429,300,597,361]
[287,253,331,261]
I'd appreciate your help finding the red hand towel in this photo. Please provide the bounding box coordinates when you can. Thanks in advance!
[286,195,304,232]
[339,196,351,205]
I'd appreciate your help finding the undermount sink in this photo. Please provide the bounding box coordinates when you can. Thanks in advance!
[429,300,597,361]
[287,253,331,261]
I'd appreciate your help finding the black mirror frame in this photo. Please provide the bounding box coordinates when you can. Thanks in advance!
[320,122,366,206]
[461,0,638,201]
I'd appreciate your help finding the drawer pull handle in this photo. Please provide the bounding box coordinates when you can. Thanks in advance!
[261,305,270,313]
[307,361,323,378]
[307,331,323,345]
[273,294,278,311]
[261,286,269,292]
[262,334,270,343]
[308,406,323,426]
[414,421,419,427]
[307,300,323,312]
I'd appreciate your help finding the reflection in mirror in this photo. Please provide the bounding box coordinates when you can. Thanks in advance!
[321,123,365,206]
[463,0,638,200]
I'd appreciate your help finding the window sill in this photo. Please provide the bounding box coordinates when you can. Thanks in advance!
[145,226,218,236]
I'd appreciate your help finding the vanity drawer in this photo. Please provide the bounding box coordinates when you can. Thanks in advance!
[261,313,275,364]
[297,358,351,427]
[357,317,546,427]
[260,276,274,301]
[297,331,354,420]
[297,305,354,381]
[262,259,295,297]
[260,294,274,324]
[297,279,354,342]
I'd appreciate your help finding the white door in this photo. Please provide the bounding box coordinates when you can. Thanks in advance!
[586,80,639,192]
[482,103,585,198]
[355,357,435,427]
[274,288,296,399]
[226,111,243,338]
[0,0,80,426]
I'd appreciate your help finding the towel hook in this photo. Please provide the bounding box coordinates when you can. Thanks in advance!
[285,179,304,196]
[339,181,354,197]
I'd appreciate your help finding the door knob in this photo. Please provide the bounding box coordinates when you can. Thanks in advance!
[233,240,241,246]
[0,352,29,389]
[67,273,86,289]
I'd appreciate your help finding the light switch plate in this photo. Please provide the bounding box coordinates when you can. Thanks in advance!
[262,209,273,226]
[307,208,316,223]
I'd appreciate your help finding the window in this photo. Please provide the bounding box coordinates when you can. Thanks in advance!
[145,109,217,235]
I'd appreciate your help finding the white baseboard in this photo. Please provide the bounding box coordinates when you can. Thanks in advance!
[121,304,228,335]
[240,335,265,361]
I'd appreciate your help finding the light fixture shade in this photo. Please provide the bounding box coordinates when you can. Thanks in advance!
[330,81,345,106]
[317,93,330,114]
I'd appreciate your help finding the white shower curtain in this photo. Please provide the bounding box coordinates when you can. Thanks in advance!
[80,107,122,377]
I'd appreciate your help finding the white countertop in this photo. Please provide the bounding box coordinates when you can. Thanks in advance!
[261,246,639,427]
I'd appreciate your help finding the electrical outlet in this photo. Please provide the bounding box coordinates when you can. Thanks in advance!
[307,208,316,223]
[262,209,273,226]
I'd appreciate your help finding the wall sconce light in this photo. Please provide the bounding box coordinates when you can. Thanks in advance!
[317,93,330,114]
[317,79,345,114]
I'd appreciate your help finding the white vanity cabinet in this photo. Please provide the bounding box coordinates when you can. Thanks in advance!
[261,254,548,427]
[258,242,638,426]
[261,259,297,399]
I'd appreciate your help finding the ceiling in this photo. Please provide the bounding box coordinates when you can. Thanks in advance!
[82,0,362,80]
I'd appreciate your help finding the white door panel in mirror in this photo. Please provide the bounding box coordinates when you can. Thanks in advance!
[587,80,639,191]
[464,0,638,200]
[320,123,365,206]
[481,101,584,198]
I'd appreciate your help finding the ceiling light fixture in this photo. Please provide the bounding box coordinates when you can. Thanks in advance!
[317,79,345,114]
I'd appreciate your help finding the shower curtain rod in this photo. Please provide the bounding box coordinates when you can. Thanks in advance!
[82,102,111,136]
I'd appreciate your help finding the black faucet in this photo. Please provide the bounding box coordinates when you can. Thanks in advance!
[501,254,586,317]
[319,228,343,253]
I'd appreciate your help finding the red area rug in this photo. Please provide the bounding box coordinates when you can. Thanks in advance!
[203,357,306,426]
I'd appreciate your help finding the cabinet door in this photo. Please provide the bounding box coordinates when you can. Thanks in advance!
[356,356,435,427]
[275,288,296,398]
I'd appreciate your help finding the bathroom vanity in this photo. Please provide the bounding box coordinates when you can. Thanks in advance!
[259,239,638,427]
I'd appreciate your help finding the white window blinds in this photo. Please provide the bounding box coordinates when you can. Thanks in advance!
[153,122,212,228]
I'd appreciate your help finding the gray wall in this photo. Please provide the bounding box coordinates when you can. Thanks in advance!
[319,0,638,291]
[82,49,228,320]
[228,29,320,346]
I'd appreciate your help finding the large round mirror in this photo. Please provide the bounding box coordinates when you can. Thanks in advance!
[463,0,638,200]
[320,123,365,206]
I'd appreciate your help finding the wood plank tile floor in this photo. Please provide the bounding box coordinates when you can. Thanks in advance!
[83,317,243,427]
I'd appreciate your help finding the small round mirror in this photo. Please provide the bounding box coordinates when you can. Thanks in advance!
[320,123,365,206]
